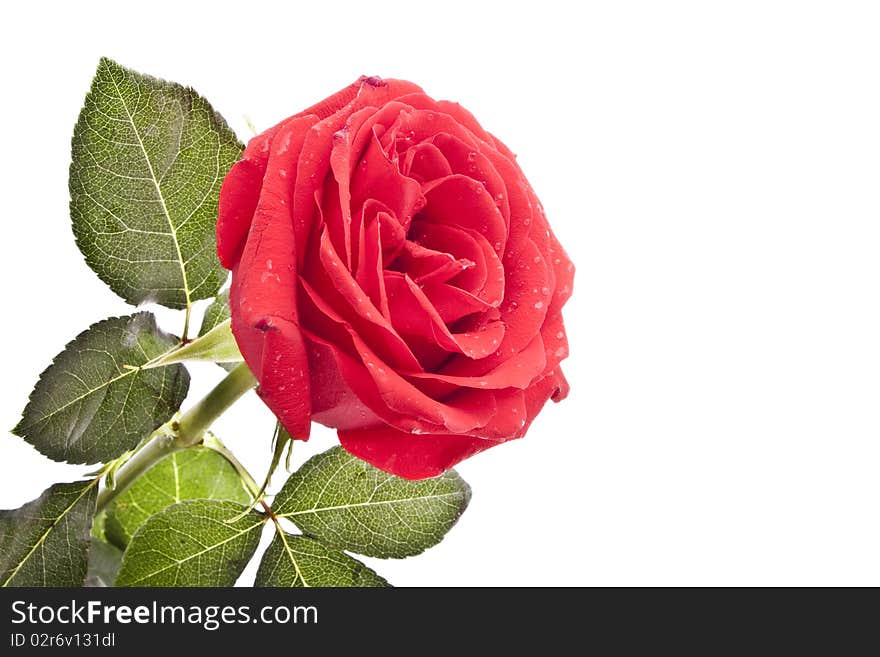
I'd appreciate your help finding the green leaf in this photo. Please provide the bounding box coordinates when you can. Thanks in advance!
[0,480,98,587]
[255,532,389,587]
[273,447,471,558]
[199,292,238,371]
[70,57,243,309]
[104,446,250,548]
[147,318,242,368]
[85,538,123,587]
[13,313,189,464]
[200,290,231,334]
[115,500,264,586]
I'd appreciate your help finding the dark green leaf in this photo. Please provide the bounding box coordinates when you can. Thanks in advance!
[273,447,471,558]
[85,538,123,587]
[116,500,264,586]
[70,57,243,309]
[104,446,250,548]
[255,533,388,587]
[0,480,98,587]
[13,313,189,464]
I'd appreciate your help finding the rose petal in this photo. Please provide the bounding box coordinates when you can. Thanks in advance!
[481,146,534,262]
[300,76,423,123]
[401,141,453,183]
[431,133,510,230]
[421,282,494,324]
[524,185,574,318]
[306,334,403,432]
[393,239,474,287]
[404,333,546,390]
[292,78,424,268]
[438,239,551,379]
[396,93,497,146]
[540,311,570,373]
[243,315,312,441]
[301,259,422,372]
[217,117,312,269]
[217,159,264,269]
[229,117,317,440]
[522,367,570,429]
[347,332,496,433]
[477,387,527,440]
[420,174,508,258]
[308,331,444,435]
[339,427,500,480]
[301,324,495,435]
[354,212,392,320]
[408,220,504,307]
[350,128,425,229]
[380,105,482,154]
[384,272,505,359]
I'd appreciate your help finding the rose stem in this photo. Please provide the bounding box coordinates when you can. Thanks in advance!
[95,362,257,512]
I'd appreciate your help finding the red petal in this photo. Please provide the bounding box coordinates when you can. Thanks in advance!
[292,79,423,269]
[229,118,316,439]
[540,311,570,373]
[481,146,533,262]
[420,174,508,258]
[408,220,504,307]
[405,333,546,390]
[217,159,264,269]
[396,93,497,146]
[299,76,423,122]
[380,105,482,153]
[421,282,494,324]
[384,272,505,359]
[398,244,473,287]
[522,368,570,430]
[401,141,453,183]
[431,133,510,231]
[300,265,421,373]
[339,426,500,480]
[350,129,424,229]
[306,334,392,432]
[354,212,391,320]
[436,239,551,379]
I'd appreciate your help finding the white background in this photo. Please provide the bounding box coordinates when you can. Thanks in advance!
[1,1,879,586]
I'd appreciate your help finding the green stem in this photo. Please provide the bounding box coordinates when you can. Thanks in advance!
[182,303,192,342]
[176,363,256,442]
[95,363,257,511]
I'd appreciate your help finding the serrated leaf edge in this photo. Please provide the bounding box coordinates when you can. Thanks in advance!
[1,479,99,587]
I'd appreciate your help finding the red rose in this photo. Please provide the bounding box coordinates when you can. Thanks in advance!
[217,76,573,479]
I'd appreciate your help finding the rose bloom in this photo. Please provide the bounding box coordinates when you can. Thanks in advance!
[217,76,573,479]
